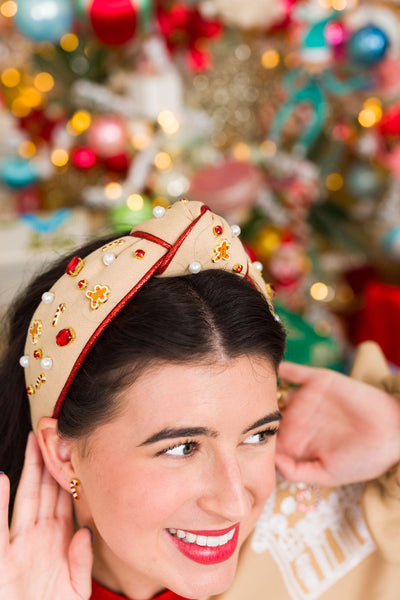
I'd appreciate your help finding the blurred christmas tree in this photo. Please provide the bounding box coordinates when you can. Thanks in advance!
[1,0,400,366]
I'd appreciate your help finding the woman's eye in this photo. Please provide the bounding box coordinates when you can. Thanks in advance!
[243,427,279,445]
[163,441,197,457]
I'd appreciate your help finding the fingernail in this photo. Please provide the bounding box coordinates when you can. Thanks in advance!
[83,525,93,544]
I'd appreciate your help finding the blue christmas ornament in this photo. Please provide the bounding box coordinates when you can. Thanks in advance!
[0,157,39,188]
[15,0,73,43]
[348,24,389,66]
[345,162,384,198]
[382,226,400,258]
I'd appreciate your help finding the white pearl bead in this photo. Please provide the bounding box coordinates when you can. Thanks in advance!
[42,291,55,304]
[103,252,116,266]
[231,224,241,237]
[253,261,263,272]
[153,205,166,218]
[19,355,30,368]
[40,357,53,370]
[189,261,202,274]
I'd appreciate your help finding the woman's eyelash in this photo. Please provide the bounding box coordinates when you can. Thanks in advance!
[155,426,280,457]
[156,440,199,457]
[244,425,280,443]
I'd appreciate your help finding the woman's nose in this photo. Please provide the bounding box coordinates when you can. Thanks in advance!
[197,455,251,522]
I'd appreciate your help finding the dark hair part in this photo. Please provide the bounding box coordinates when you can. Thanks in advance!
[0,233,286,517]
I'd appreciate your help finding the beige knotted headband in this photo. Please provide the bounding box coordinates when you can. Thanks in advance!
[21,200,276,432]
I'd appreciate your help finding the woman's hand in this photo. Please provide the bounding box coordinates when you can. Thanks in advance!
[0,432,93,600]
[275,361,400,487]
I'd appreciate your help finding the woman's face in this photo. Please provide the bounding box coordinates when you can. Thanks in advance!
[72,355,280,600]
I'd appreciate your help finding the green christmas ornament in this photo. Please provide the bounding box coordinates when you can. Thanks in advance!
[108,197,153,234]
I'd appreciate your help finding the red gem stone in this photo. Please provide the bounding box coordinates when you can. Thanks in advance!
[135,249,145,259]
[78,279,88,289]
[56,328,75,347]
[213,225,223,236]
[233,264,243,273]
[33,349,42,359]
[66,256,84,276]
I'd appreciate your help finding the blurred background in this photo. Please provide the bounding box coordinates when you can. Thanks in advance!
[1,0,400,370]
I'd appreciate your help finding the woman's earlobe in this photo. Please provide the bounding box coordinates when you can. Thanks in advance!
[35,416,76,492]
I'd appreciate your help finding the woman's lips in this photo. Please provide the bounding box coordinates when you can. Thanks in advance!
[166,524,239,565]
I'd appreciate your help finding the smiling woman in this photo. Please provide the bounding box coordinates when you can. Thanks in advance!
[0,200,286,600]
[0,200,399,600]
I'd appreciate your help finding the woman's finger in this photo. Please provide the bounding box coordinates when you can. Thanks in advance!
[55,483,74,521]
[37,465,60,520]
[278,361,316,386]
[275,453,333,487]
[68,527,93,599]
[10,433,43,537]
[0,473,10,556]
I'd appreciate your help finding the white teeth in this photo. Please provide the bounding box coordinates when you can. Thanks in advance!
[196,535,207,546]
[168,527,236,547]
[206,536,220,547]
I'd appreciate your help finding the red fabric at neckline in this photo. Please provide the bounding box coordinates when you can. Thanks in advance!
[91,579,193,600]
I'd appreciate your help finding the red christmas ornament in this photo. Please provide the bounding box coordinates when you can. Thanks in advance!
[56,328,75,347]
[89,0,137,46]
[104,152,130,173]
[156,2,222,71]
[379,102,400,137]
[71,147,97,169]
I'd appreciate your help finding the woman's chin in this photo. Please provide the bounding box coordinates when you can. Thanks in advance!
[169,559,238,599]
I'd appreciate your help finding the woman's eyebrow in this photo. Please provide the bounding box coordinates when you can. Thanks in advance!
[139,427,218,446]
[138,411,282,447]
[242,411,282,435]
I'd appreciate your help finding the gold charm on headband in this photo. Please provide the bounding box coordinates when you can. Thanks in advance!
[29,320,42,344]
[85,284,110,310]
[212,239,231,263]
[232,264,243,273]
[213,225,223,236]
[52,303,66,327]
[33,349,43,359]
[35,373,46,390]
[26,385,35,396]
[66,256,84,277]
[102,239,126,252]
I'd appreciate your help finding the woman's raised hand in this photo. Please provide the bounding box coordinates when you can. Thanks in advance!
[276,361,400,487]
[0,432,93,600]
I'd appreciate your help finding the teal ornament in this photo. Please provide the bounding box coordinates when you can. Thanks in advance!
[21,208,71,234]
[0,157,39,188]
[109,198,153,234]
[382,226,400,258]
[345,163,384,198]
[348,25,389,66]
[15,0,73,43]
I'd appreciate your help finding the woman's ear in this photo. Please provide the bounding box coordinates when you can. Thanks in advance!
[36,417,76,493]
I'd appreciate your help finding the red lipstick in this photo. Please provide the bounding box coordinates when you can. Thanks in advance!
[167,525,239,565]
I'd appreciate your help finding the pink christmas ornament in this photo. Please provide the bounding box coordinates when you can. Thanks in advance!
[87,115,128,158]
[189,159,264,217]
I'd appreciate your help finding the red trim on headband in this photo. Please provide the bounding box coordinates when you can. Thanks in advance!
[156,204,209,275]
[130,231,172,249]
[52,205,210,418]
